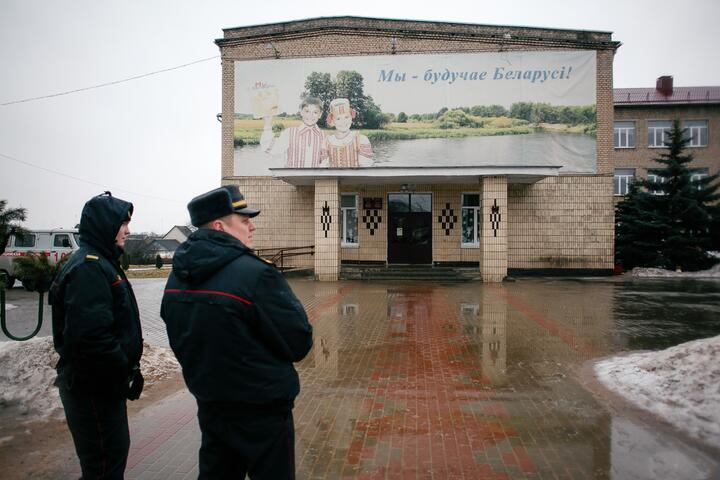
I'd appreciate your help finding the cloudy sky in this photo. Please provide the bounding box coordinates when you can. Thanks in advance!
[1,0,718,234]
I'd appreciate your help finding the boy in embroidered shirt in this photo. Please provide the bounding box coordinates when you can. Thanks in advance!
[325,98,374,168]
[261,97,328,168]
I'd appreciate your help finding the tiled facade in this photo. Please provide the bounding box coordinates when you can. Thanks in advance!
[217,17,619,281]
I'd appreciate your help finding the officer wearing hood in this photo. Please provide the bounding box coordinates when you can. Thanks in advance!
[161,185,312,479]
[50,191,143,480]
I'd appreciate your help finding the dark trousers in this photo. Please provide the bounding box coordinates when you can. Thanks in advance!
[197,402,296,480]
[59,387,130,480]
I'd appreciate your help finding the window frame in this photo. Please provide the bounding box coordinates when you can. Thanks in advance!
[690,168,710,190]
[646,172,666,196]
[683,119,709,148]
[340,193,359,247]
[614,168,635,196]
[647,120,673,148]
[13,233,36,248]
[460,193,480,248]
[613,120,636,149]
[53,234,71,248]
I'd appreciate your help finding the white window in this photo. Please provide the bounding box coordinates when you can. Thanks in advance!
[683,120,708,147]
[691,168,710,190]
[614,168,635,196]
[647,172,666,195]
[461,193,480,246]
[647,120,672,148]
[340,194,358,246]
[614,121,636,148]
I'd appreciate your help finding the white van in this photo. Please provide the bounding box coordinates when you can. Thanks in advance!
[0,229,80,289]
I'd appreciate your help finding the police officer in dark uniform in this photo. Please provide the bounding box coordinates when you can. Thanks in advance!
[50,191,144,479]
[161,185,312,479]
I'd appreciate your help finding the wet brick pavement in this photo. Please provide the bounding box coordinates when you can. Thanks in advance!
[3,277,720,479]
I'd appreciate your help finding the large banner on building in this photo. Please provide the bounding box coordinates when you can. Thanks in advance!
[233,51,596,175]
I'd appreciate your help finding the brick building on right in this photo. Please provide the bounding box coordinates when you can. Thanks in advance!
[613,76,720,198]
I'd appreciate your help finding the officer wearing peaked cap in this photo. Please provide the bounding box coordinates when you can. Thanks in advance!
[161,185,313,479]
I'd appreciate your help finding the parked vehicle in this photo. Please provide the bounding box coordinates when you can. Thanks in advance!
[0,229,80,289]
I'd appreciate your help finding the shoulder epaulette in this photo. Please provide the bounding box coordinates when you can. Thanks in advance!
[85,254,99,261]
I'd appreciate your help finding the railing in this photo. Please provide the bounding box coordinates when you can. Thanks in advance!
[253,245,314,271]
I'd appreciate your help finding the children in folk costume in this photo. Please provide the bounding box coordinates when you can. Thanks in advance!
[324,98,373,168]
[261,97,328,168]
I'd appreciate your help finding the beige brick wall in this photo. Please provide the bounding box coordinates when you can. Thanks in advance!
[508,176,614,269]
[223,177,314,268]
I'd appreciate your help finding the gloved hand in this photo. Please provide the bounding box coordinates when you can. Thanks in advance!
[127,365,144,401]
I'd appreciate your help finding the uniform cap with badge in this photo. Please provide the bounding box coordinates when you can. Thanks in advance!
[188,185,260,227]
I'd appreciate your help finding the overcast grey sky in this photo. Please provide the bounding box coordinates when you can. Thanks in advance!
[1,0,718,234]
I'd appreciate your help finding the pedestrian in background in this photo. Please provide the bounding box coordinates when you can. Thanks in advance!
[50,191,144,479]
[161,185,312,479]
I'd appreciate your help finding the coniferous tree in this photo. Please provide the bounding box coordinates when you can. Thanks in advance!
[615,120,720,271]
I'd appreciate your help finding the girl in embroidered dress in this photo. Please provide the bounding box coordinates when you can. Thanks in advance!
[324,98,373,168]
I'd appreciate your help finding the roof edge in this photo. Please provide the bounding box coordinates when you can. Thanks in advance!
[215,16,618,50]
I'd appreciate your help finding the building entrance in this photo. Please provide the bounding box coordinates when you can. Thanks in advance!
[387,193,432,264]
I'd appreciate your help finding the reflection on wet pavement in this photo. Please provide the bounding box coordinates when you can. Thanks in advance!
[288,278,720,479]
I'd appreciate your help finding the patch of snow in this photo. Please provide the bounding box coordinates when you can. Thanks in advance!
[595,334,720,450]
[632,264,720,278]
[0,336,180,419]
[4,303,17,311]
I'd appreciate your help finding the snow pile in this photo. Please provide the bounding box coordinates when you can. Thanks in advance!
[140,341,181,385]
[0,337,60,417]
[0,337,180,419]
[595,335,720,450]
[632,263,720,278]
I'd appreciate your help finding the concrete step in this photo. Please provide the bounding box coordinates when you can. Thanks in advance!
[340,265,480,282]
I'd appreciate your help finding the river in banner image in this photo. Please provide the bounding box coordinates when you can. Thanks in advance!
[233,132,597,176]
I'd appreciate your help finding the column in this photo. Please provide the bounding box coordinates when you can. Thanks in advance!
[480,176,508,282]
[314,178,340,281]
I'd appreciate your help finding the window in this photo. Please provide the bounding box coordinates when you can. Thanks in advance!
[340,194,358,246]
[691,168,710,190]
[614,169,635,196]
[14,233,36,247]
[647,120,672,148]
[683,120,708,147]
[614,121,636,148]
[54,234,71,248]
[647,172,666,195]
[461,194,480,246]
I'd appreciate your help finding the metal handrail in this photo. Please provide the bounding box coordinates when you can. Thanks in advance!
[1,287,44,341]
[254,245,314,271]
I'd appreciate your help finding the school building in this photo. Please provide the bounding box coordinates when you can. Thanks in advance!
[215,17,620,281]
[613,76,720,199]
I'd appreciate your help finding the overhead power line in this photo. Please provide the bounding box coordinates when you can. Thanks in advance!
[0,151,183,203]
[1,55,220,106]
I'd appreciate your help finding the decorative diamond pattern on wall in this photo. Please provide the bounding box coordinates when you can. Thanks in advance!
[490,199,501,237]
[321,201,331,238]
[362,209,382,235]
[438,203,458,236]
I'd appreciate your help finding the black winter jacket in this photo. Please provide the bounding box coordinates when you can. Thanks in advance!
[50,194,142,397]
[161,229,312,409]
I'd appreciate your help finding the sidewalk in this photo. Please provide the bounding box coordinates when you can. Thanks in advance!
[2,277,719,479]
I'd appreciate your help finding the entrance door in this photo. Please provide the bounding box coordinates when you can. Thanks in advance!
[387,193,432,264]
